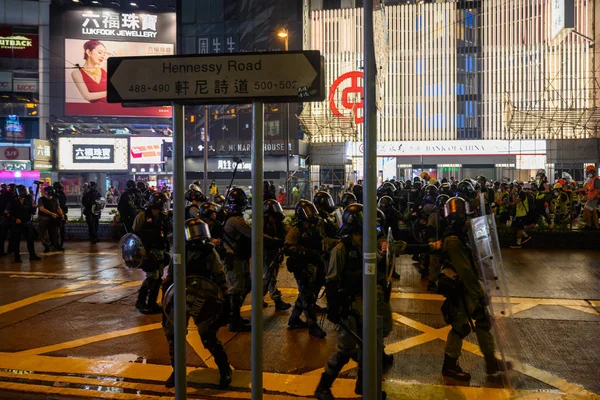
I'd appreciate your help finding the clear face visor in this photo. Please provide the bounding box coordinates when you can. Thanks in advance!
[301,204,320,223]
[184,219,212,242]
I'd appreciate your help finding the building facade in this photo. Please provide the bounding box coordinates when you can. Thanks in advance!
[303,0,598,186]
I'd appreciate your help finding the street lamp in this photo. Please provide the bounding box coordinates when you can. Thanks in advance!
[277,29,290,205]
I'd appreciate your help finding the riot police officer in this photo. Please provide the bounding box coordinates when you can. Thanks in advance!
[262,199,291,311]
[6,185,41,262]
[313,191,338,238]
[38,186,64,252]
[222,188,253,332]
[118,180,140,233]
[0,184,15,255]
[133,192,171,314]
[162,218,232,389]
[185,188,205,219]
[434,197,507,381]
[351,184,363,204]
[82,181,102,244]
[53,182,68,248]
[285,200,327,339]
[315,203,386,399]
[339,192,357,209]
[136,181,149,208]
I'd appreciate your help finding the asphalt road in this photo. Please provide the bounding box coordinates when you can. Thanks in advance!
[0,241,598,400]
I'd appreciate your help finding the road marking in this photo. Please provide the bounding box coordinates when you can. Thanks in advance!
[17,323,163,356]
[562,305,600,316]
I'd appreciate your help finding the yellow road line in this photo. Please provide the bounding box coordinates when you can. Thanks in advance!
[0,270,71,277]
[17,323,163,356]
[0,381,168,400]
[562,305,600,316]
[186,324,219,369]
[589,300,600,307]
[508,303,539,315]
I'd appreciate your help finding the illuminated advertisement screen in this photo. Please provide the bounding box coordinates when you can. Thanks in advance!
[130,136,172,164]
[58,137,128,171]
[53,8,176,118]
[64,38,174,116]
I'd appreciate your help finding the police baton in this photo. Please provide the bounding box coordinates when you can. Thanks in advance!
[223,157,243,207]
[337,320,363,347]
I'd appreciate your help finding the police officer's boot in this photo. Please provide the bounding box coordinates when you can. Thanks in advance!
[442,354,471,382]
[146,280,163,315]
[484,354,512,376]
[165,371,175,388]
[274,298,292,311]
[228,295,251,332]
[314,372,336,400]
[135,281,149,312]
[308,322,327,339]
[214,352,232,388]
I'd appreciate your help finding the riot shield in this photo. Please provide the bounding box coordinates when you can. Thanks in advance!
[118,233,145,269]
[163,276,225,331]
[334,207,343,228]
[469,215,517,388]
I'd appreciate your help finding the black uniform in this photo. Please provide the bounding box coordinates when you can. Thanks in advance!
[133,208,171,313]
[6,194,39,261]
[0,188,14,254]
[82,188,101,243]
[118,189,139,233]
[38,195,62,252]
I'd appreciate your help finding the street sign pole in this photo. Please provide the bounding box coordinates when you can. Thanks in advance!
[204,105,209,197]
[251,101,264,399]
[172,103,187,399]
[363,0,379,399]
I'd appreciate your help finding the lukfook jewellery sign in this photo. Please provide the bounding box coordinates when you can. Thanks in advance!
[76,10,173,39]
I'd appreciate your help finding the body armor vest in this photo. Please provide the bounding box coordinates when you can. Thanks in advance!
[138,209,167,250]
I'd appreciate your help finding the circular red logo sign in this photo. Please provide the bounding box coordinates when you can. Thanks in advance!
[4,147,19,160]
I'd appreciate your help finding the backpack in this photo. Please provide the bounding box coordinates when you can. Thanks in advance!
[522,193,536,221]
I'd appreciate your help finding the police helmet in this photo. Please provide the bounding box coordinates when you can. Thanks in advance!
[404,180,412,190]
[295,200,320,224]
[264,199,284,221]
[88,181,97,190]
[413,180,423,191]
[213,194,226,205]
[226,187,248,213]
[341,203,363,235]
[351,184,363,204]
[313,191,336,214]
[377,182,396,199]
[444,197,470,230]
[435,194,450,210]
[439,183,453,196]
[339,192,357,209]
[126,180,136,190]
[16,185,28,197]
[377,195,396,212]
[53,182,64,192]
[184,218,211,242]
[44,186,55,197]
[185,188,204,202]
[136,182,147,191]
[148,192,168,210]
[199,202,219,220]
[477,176,487,185]
[394,180,405,190]
[456,180,476,200]
[414,176,421,183]
[422,184,438,204]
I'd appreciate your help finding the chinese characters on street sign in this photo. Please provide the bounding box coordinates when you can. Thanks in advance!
[107,51,324,104]
[73,145,114,163]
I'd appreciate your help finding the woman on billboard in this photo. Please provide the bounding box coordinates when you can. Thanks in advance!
[71,40,108,103]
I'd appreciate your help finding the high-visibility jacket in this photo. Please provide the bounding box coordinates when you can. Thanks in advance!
[584,176,600,201]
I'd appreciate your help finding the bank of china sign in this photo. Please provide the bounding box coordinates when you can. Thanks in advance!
[347,140,547,157]
[0,35,33,50]
[81,11,159,38]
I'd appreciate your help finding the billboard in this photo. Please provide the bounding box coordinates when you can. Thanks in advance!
[129,136,172,164]
[58,137,128,171]
[64,38,174,116]
[52,8,175,117]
